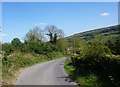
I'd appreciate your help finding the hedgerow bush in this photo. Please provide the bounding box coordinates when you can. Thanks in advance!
[2,51,63,84]
[69,35,120,86]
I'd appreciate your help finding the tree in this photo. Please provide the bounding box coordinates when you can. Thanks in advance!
[26,41,43,54]
[11,38,22,47]
[11,38,22,51]
[44,25,64,44]
[56,38,69,55]
[25,26,44,42]
[84,35,111,63]
[71,36,83,54]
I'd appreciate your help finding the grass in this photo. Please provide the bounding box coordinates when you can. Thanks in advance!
[2,51,63,85]
[64,59,116,87]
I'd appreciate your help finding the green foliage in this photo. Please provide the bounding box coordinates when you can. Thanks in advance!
[70,36,82,53]
[2,52,63,84]
[2,38,23,55]
[11,38,22,47]
[24,41,58,54]
[45,51,63,59]
[25,26,44,42]
[11,38,22,51]
[64,60,114,87]
[67,34,120,86]
[67,25,120,41]
[2,53,41,80]
[72,35,110,64]
[106,35,120,55]
[56,38,69,55]
[2,25,65,85]
[84,35,111,63]
[42,42,58,53]
[102,55,120,79]
[2,43,13,55]
[25,41,43,54]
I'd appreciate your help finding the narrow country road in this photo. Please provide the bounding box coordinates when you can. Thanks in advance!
[15,57,78,86]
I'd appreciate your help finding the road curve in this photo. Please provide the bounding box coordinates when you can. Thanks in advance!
[15,57,77,86]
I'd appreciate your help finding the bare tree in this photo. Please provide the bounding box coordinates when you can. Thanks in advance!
[44,25,64,43]
[25,26,44,42]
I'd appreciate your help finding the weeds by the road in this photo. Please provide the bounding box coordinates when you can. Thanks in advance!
[2,52,63,85]
[64,59,116,87]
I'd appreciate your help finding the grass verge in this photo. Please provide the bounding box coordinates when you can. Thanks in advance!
[2,51,63,85]
[64,59,115,87]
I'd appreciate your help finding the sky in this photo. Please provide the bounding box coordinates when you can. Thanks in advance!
[1,0,120,2]
[2,2,118,43]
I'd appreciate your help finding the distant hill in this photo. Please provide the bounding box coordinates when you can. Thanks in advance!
[67,25,120,41]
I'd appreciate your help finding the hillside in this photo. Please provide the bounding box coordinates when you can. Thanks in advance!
[67,25,120,41]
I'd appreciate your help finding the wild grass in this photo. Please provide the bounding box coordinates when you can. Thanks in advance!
[64,59,116,87]
[2,51,63,85]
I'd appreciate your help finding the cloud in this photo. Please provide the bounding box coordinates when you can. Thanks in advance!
[100,12,110,16]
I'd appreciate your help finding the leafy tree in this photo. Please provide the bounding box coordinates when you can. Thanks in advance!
[71,36,83,54]
[42,42,58,54]
[44,25,64,44]
[19,43,29,53]
[70,36,88,64]
[25,41,58,54]
[26,41,44,54]
[11,38,22,51]
[56,38,69,55]
[70,35,111,66]
[83,35,111,64]
[25,26,44,42]
[11,38,22,47]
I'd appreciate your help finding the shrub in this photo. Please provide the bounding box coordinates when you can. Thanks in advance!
[106,35,120,55]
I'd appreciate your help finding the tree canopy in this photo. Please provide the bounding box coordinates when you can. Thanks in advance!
[44,25,64,43]
[11,38,22,46]
[25,26,44,42]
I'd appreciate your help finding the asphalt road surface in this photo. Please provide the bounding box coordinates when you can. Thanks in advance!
[15,57,78,86]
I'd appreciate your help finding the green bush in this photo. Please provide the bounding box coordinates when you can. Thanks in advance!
[68,35,120,86]
[2,43,14,55]
[106,35,120,55]
[2,51,63,84]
